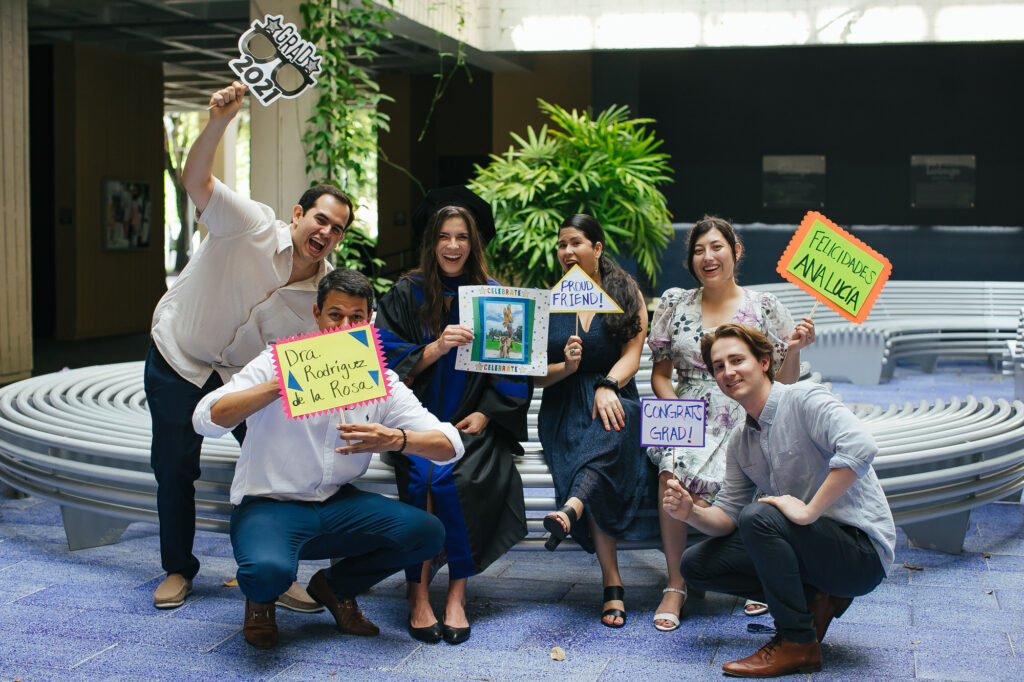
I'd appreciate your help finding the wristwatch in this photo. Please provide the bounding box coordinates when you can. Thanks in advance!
[593,375,620,393]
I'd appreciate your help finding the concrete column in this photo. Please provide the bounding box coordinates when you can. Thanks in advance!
[248,0,314,219]
[0,0,32,383]
[212,115,239,193]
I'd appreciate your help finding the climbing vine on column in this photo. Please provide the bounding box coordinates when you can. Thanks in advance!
[299,0,395,291]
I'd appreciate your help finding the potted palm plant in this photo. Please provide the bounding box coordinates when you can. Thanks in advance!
[470,99,674,288]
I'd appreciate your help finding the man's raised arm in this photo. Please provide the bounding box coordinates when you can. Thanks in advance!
[181,82,247,214]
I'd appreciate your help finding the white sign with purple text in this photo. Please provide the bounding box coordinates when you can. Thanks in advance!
[640,398,706,448]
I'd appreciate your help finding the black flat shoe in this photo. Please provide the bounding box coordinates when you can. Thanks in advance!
[441,620,471,645]
[543,504,578,551]
[407,618,442,644]
[601,585,626,628]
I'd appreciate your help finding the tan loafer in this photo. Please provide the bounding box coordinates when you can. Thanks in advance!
[153,573,193,609]
[276,581,325,613]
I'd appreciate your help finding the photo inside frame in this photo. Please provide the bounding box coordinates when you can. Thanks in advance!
[473,296,533,364]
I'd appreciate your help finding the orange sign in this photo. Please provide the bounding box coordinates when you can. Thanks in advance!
[777,212,892,324]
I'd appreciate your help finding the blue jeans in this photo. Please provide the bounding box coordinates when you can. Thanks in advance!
[145,343,246,579]
[230,485,445,604]
[681,503,885,643]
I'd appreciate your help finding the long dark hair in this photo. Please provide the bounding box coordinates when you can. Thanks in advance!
[559,214,643,344]
[408,205,492,338]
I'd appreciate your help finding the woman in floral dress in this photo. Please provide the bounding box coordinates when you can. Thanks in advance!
[647,216,815,631]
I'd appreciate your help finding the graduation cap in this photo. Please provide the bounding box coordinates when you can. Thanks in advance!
[411,186,496,250]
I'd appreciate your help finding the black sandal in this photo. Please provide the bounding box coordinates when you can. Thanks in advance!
[542,505,578,551]
[601,585,626,628]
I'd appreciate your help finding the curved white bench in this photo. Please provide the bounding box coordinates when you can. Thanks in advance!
[746,281,1024,384]
[1009,305,1024,400]
[3,356,1022,555]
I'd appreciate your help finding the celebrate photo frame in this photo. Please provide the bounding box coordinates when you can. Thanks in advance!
[456,285,550,376]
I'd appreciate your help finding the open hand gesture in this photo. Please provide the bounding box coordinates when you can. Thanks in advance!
[592,382,625,432]
[335,422,401,455]
[455,411,489,435]
[759,494,817,525]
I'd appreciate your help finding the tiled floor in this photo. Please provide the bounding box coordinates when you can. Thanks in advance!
[1,358,1022,680]
[2,496,1022,680]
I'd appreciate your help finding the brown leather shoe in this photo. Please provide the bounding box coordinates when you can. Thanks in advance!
[808,591,853,642]
[722,634,822,677]
[306,569,380,636]
[243,599,278,649]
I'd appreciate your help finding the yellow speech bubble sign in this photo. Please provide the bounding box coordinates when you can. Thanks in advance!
[777,212,892,324]
[549,264,622,313]
[271,323,390,419]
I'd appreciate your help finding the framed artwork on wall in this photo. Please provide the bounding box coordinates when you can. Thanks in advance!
[910,155,975,209]
[103,179,152,250]
[762,155,826,209]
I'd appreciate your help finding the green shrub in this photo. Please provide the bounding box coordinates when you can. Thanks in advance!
[470,99,674,288]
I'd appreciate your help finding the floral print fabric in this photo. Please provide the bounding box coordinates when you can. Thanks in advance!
[646,287,794,503]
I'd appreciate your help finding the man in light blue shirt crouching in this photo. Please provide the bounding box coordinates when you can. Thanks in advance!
[663,323,896,678]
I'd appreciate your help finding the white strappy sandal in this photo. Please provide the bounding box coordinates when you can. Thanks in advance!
[744,599,769,616]
[653,586,687,632]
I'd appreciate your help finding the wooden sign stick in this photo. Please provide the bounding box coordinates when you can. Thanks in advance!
[339,408,351,448]
[809,300,820,320]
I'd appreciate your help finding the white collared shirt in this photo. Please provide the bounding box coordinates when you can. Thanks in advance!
[151,178,330,387]
[192,348,464,505]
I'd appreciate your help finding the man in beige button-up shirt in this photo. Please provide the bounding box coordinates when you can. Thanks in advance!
[145,82,355,610]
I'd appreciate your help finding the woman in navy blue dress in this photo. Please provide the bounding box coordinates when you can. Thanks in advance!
[537,214,658,627]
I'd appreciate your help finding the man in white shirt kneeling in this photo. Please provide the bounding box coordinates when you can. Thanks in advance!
[193,269,464,649]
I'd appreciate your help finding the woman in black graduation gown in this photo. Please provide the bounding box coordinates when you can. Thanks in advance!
[376,195,528,645]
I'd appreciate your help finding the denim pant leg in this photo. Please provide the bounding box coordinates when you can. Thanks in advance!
[736,503,886,643]
[300,486,445,599]
[230,497,321,604]
[145,343,244,579]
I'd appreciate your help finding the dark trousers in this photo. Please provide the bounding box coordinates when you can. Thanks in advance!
[231,485,445,603]
[681,502,885,643]
[144,343,245,579]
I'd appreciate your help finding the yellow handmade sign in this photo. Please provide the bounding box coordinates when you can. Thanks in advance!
[777,212,892,324]
[271,323,390,419]
[549,264,622,313]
